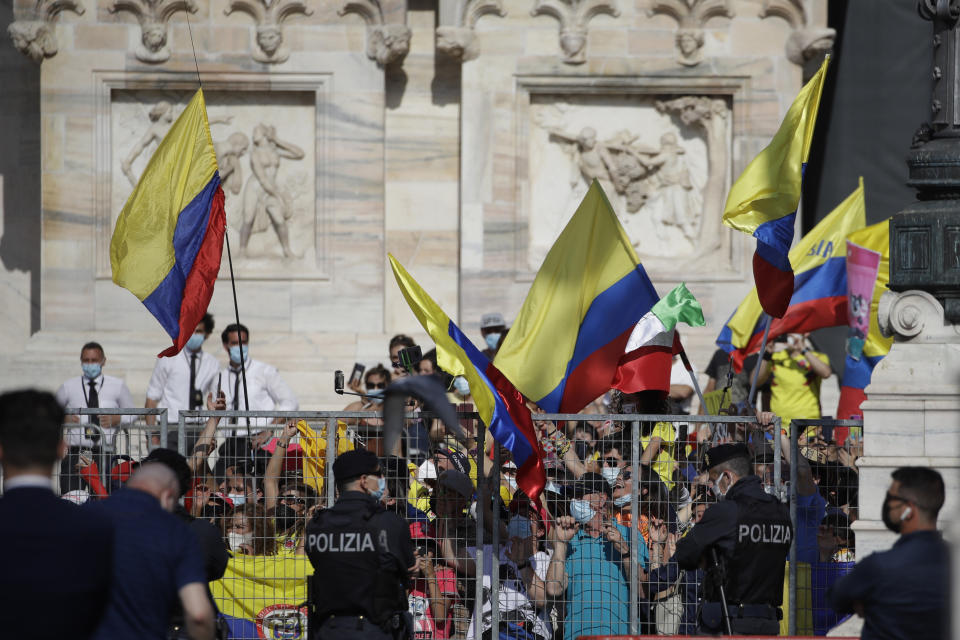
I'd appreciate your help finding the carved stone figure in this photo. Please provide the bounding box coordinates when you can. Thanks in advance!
[121,101,175,187]
[224,0,313,64]
[8,21,57,63]
[7,0,84,64]
[531,0,620,65]
[108,0,198,64]
[656,96,729,251]
[215,132,250,197]
[240,123,305,259]
[648,0,734,67]
[644,132,702,242]
[435,0,505,62]
[759,0,835,72]
[338,0,411,67]
[545,126,619,195]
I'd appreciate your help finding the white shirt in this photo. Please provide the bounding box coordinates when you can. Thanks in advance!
[670,358,698,414]
[145,348,221,421]
[467,544,553,639]
[218,358,298,433]
[3,474,54,491]
[55,374,135,447]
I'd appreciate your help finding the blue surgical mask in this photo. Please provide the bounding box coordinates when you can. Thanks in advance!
[613,493,633,508]
[228,493,246,506]
[370,476,387,500]
[507,515,533,540]
[367,389,384,405]
[601,466,620,486]
[82,363,102,380]
[186,334,205,352]
[569,498,596,524]
[229,345,249,364]
[485,333,502,351]
[453,376,470,396]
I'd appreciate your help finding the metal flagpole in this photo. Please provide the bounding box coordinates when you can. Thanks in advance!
[747,314,773,407]
[224,231,250,412]
[678,349,708,413]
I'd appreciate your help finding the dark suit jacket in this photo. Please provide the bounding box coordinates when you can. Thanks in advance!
[0,485,114,640]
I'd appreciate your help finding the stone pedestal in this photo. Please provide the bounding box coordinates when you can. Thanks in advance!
[856,289,960,556]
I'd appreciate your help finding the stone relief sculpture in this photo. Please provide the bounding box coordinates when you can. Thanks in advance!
[644,132,702,243]
[436,0,505,62]
[7,0,84,63]
[656,96,729,251]
[339,0,411,66]
[215,132,250,196]
[239,123,305,259]
[108,0,198,63]
[224,0,313,64]
[530,0,620,65]
[647,0,734,67]
[759,0,835,72]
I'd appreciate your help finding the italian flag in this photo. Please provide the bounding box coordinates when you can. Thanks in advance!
[612,283,704,393]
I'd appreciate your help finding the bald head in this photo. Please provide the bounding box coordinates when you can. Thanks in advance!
[127,463,180,512]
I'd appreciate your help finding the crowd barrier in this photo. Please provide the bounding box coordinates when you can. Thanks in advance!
[0,407,864,639]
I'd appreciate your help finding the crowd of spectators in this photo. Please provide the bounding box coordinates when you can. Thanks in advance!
[17,312,867,639]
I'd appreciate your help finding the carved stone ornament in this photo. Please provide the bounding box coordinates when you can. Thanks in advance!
[225,0,313,64]
[647,0,733,67]
[108,0,198,63]
[7,0,85,63]
[436,0,505,62]
[759,0,836,67]
[531,0,620,65]
[878,289,960,342]
[339,0,411,66]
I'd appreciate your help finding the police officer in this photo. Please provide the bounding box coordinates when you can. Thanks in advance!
[306,449,415,640]
[674,443,792,635]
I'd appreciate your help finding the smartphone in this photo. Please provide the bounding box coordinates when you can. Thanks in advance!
[334,370,345,394]
[79,449,93,466]
[217,374,222,396]
[348,362,365,386]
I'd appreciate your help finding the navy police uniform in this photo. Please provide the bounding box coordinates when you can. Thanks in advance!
[675,444,793,636]
[306,450,414,640]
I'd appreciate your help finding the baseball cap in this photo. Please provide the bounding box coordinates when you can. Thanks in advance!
[480,313,506,329]
[437,470,474,500]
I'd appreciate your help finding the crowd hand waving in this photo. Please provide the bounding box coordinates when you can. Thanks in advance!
[550,516,578,543]
[648,517,668,545]
[281,420,299,442]
[206,391,227,411]
[601,519,628,554]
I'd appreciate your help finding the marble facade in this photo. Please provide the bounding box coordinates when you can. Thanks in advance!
[1,0,829,410]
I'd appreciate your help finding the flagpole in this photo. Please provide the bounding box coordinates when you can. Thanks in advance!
[224,230,250,413]
[747,314,773,407]
[678,349,708,415]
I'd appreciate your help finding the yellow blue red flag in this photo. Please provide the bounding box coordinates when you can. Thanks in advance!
[211,555,312,639]
[389,255,546,500]
[723,57,830,318]
[717,178,866,371]
[836,219,892,420]
[110,89,225,357]
[494,180,660,414]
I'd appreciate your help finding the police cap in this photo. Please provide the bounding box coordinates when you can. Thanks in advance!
[703,443,750,471]
[333,449,381,483]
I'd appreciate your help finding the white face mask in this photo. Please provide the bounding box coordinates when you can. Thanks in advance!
[569,498,597,524]
[712,472,732,500]
[228,493,247,506]
[601,466,620,486]
[227,531,253,551]
[613,493,632,508]
[505,476,518,491]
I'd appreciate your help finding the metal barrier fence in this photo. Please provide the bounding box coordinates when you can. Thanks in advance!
[2,406,867,639]
[787,418,863,637]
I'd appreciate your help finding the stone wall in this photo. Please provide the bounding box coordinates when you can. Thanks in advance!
[1,0,830,410]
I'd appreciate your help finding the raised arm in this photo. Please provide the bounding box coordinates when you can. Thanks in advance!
[265,421,298,512]
[188,392,225,476]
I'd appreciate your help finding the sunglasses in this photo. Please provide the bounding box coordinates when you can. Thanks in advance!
[281,495,305,505]
[366,381,387,390]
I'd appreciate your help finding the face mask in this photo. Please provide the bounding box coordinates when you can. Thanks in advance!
[545,481,561,494]
[485,333,502,351]
[882,494,903,534]
[569,498,596,524]
[573,440,591,461]
[505,476,518,492]
[601,466,620,486]
[274,504,299,533]
[229,345,249,364]
[186,333,205,352]
[370,476,387,501]
[367,388,384,404]
[82,363,102,380]
[507,515,533,540]
[228,493,246,506]
[613,493,633,508]
[227,531,253,551]
[711,472,731,501]
[452,376,470,396]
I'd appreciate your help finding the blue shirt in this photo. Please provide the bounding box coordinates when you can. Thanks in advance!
[795,490,827,563]
[564,522,648,639]
[88,489,206,640]
[828,530,949,640]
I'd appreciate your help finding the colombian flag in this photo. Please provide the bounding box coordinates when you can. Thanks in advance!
[717,179,866,372]
[389,255,546,501]
[723,57,829,318]
[110,89,226,357]
[494,181,660,414]
[295,419,354,497]
[212,555,312,639]
[836,219,892,422]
